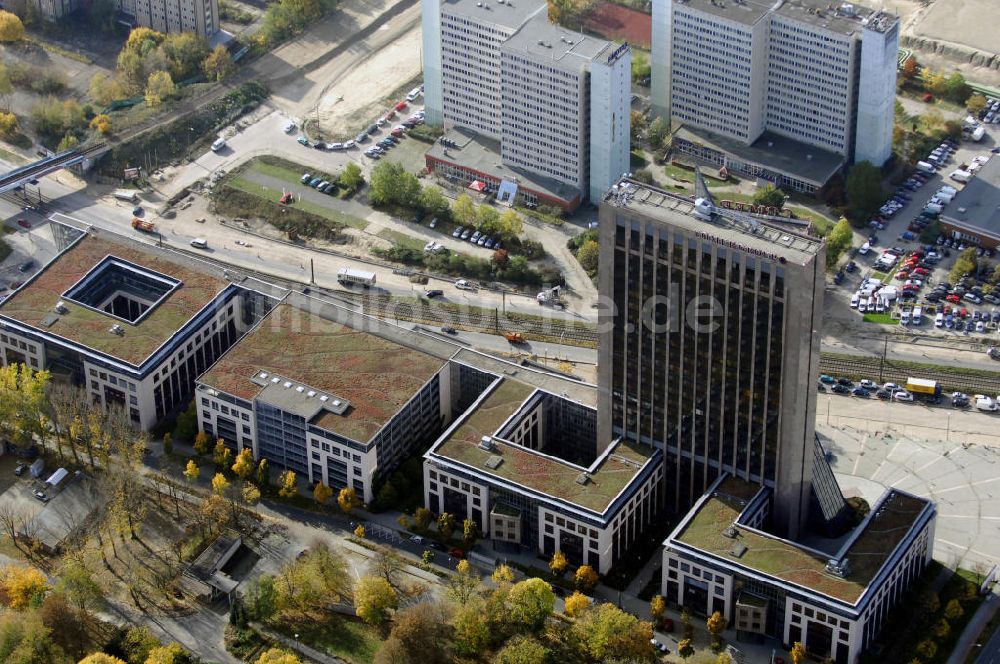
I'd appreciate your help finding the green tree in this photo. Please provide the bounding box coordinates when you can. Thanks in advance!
[967,93,988,116]
[943,72,971,103]
[339,162,364,192]
[275,543,351,613]
[161,432,173,456]
[498,209,523,238]
[256,458,269,486]
[569,602,654,660]
[173,400,198,442]
[631,49,650,83]
[826,217,854,265]
[354,575,398,625]
[476,204,500,233]
[678,639,695,660]
[0,11,24,42]
[212,472,230,496]
[493,636,549,664]
[681,607,694,640]
[791,642,806,664]
[0,111,17,138]
[56,558,102,613]
[413,507,433,532]
[650,595,666,622]
[453,194,476,227]
[648,116,668,149]
[845,161,884,221]
[121,625,160,664]
[507,578,555,632]
[144,71,176,106]
[752,184,786,209]
[57,133,79,152]
[492,564,515,586]
[183,459,200,483]
[255,649,302,664]
[201,44,235,81]
[369,161,421,208]
[576,239,599,274]
[39,593,88,659]
[452,602,490,656]
[0,610,68,663]
[244,574,278,621]
[419,185,450,218]
[447,559,480,605]
[950,247,979,284]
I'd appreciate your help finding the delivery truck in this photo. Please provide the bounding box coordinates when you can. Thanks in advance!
[905,377,941,398]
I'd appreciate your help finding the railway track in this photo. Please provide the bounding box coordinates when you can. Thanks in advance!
[819,353,1000,397]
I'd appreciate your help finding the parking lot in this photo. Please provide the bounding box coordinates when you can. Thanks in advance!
[818,371,1000,412]
[829,125,1000,341]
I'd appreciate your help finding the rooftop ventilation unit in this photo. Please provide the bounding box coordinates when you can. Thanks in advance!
[825,558,851,577]
[271,377,280,384]
[479,436,495,451]
[320,395,329,402]
[730,543,748,558]
[259,372,269,379]
[332,399,341,407]
[109,324,124,336]
[54,301,68,314]
[575,473,591,486]
[723,526,739,539]
[485,455,503,469]
[307,390,316,397]
[296,386,304,393]
[283,381,292,388]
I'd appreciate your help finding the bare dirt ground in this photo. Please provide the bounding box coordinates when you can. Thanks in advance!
[887,0,1000,87]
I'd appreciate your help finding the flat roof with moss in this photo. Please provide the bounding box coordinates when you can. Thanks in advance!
[430,378,654,514]
[0,232,228,367]
[673,476,930,604]
[199,303,446,442]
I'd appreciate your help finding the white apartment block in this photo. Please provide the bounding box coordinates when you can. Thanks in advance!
[652,0,898,167]
[422,0,630,205]
[0,216,278,431]
[120,0,220,36]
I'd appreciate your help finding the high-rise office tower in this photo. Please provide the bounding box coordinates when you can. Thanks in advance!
[596,179,825,537]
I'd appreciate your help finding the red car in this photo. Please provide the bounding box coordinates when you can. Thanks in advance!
[16,218,30,229]
[391,128,404,137]
[959,308,968,318]
[384,110,396,120]
[943,305,952,315]
[913,267,929,276]
[394,101,408,111]
[895,271,909,280]
[449,548,466,559]
[946,294,961,303]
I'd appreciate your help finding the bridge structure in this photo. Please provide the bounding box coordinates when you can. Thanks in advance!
[0,143,106,196]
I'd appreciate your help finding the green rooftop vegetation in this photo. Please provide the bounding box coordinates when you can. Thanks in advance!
[0,234,226,366]
[200,303,445,442]
[432,378,654,514]
[676,477,928,604]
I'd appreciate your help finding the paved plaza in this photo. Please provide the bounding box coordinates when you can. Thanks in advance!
[820,398,1000,571]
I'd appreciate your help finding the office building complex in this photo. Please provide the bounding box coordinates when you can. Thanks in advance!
[597,179,825,538]
[118,0,220,36]
[424,352,662,573]
[662,475,935,664]
[421,0,630,209]
[939,156,1000,248]
[651,0,898,192]
[0,215,277,430]
[197,300,452,503]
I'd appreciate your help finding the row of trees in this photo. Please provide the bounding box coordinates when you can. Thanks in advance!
[257,0,339,47]
[900,58,972,105]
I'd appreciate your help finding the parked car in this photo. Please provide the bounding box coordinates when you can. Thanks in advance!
[819,375,836,384]
[852,387,870,398]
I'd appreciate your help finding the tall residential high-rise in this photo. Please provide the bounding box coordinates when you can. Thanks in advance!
[650,0,898,190]
[596,180,825,537]
[420,0,630,209]
[119,0,220,36]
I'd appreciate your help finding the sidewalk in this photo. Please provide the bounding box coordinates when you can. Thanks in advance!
[948,590,1000,664]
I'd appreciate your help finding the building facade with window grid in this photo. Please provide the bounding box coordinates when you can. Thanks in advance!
[651,0,898,175]
[120,0,220,36]
[661,475,936,664]
[597,179,825,538]
[0,217,278,431]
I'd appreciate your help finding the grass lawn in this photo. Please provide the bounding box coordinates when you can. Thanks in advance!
[862,312,898,325]
[272,616,381,664]
[0,146,26,165]
[377,228,426,252]
[227,175,369,230]
[871,270,890,283]
[665,162,729,185]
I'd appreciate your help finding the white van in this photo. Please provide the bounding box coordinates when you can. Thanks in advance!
[850,293,860,308]
[935,312,944,327]
[405,87,422,102]
[190,238,208,249]
[916,161,935,174]
[950,170,972,183]
[113,189,140,203]
[858,242,871,256]
[901,310,910,325]
[912,306,922,325]
[211,138,226,152]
